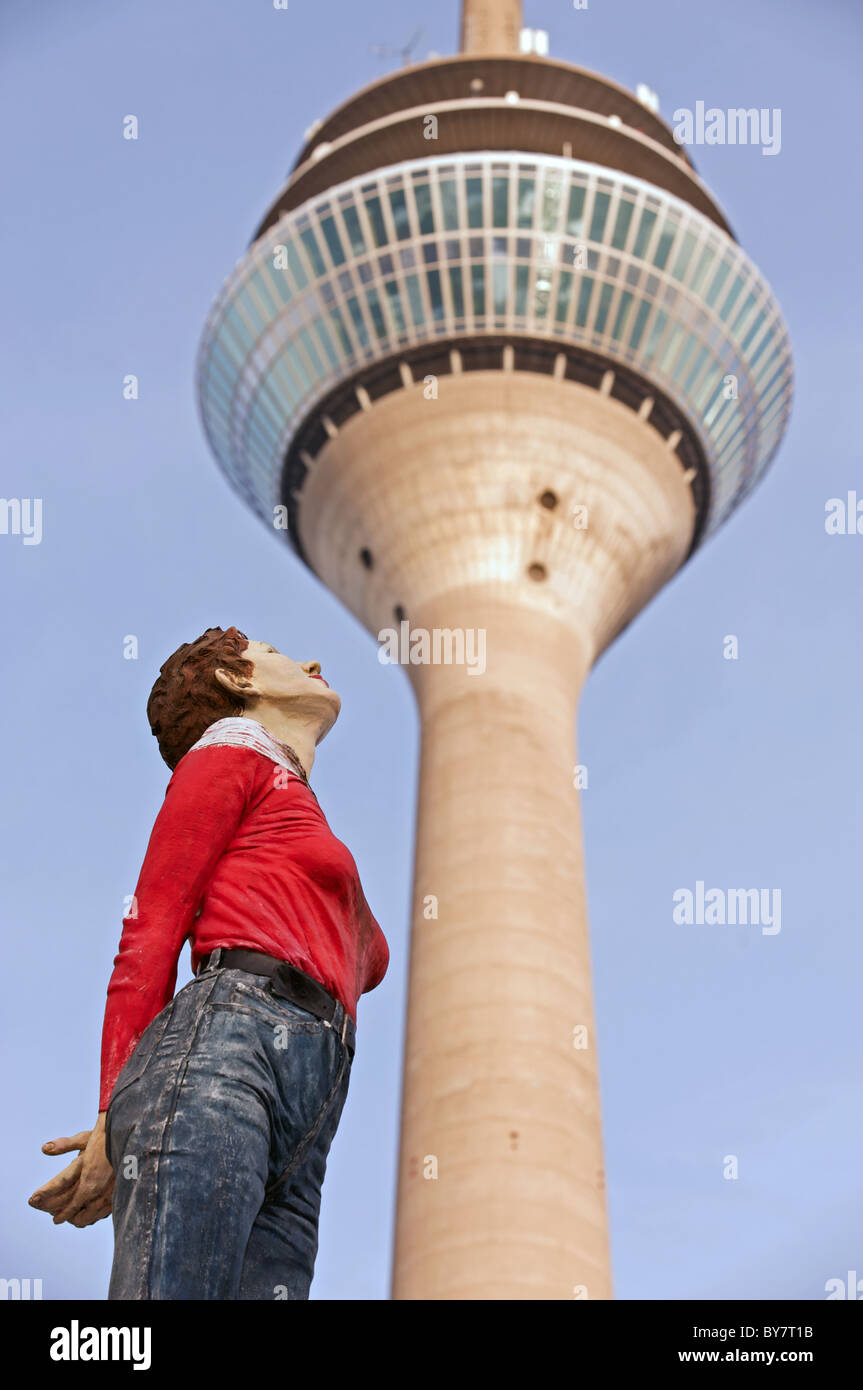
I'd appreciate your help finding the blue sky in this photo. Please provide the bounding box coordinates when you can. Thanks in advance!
[3,0,860,1300]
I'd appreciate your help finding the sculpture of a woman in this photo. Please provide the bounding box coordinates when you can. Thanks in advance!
[29,626,389,1299]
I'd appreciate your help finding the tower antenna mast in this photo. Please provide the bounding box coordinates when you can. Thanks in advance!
[460,0,523,53]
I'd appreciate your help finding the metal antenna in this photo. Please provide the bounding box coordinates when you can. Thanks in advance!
[371,26,424,68]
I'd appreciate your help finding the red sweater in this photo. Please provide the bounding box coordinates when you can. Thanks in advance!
[99,718,389,1111]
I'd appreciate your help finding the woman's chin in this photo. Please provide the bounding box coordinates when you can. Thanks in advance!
[316,694,341,739]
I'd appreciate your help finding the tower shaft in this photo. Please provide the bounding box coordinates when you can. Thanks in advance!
[392,595,607,1298]
[460,0,522,54]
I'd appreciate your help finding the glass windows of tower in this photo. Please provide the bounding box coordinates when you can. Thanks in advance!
[471,264,485,317]
[670,332,698,386]
[705,257,731,309]
[730,289,757,339]
[345,295,369,347]
[493,263,508,317]
[642,308,668,363]
[449,266,465,320]
[689,241,716,296]
[493,177,509,228]
[199,154,792,545]
[652,218,678,272]
[718,273,745,324]
[319,216,346,267]
[365,287,387,339]
[566,183,586,236]
[683,345,709,395]
[339,199,366,256]
[659,323,684,374]
[223,305,255,352]
[311,315,339,369]
[610,199,634,251]
[517,178,535,229]
[414,184,434,235]
[740,310,767,360]
[555,269,573,324]
[541,175,564,233]
[589,191,611,243]
[247,269,281,318]
[363,195,387,247]
[466,178,484,229]
[299,227,326,277]
[283,341,313,393]
[575,276,594,328]
[439,180,459,231]
[631,206,657,260]
[234,284,267,334]
[628,297,651,350]
[426,268,445,320]
[388,188,411,240]
[671,231,696,283]
[611,289,634,341]
[515,264,529,317]
[405,274,424,328]
[592,281,614,336]
[297,326,324,377]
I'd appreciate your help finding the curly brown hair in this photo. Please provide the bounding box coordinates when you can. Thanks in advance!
[147,626,255,770]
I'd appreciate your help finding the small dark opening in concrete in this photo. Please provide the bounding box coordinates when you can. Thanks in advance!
[359,547,373,569]
[538,490,558,510]
[394,604,407,622]
[527,563,547,582]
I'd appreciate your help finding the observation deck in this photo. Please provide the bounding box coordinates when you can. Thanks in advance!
[198,25,792,582]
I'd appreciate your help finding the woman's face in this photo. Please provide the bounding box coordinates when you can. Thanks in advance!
[242,639,341,733]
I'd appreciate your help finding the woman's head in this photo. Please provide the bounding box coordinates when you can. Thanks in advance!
[147,627,339,769]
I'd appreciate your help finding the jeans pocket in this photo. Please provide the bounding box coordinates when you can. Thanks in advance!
[221,974,328,1034]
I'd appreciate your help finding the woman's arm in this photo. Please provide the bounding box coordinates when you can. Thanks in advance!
[29,744,258,1228]
[98,743,256,1111]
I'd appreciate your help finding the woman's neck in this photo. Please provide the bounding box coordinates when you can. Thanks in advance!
[238,709,318,779]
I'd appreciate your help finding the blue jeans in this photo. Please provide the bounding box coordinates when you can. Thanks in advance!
[105,964,353,1300]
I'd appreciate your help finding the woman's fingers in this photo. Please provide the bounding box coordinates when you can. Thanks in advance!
[29,1155,84,1210]
[54,1184,110,1225]
[51,1163,114,1225]
[42,1132,90,1157]
[69,1192,114,1228]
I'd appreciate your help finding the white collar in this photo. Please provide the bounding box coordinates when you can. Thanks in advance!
[188,717,305,779]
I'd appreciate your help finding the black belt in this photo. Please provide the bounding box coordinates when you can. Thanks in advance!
[198,947,355,1058]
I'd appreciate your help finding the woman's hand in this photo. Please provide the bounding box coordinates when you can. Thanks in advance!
[28,1114,115,1227]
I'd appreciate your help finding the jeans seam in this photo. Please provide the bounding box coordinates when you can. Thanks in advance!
[263,1045,349,1201]
[144,971,221,1298]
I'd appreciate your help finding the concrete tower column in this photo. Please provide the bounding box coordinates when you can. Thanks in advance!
[296,371,696,1298]
[393,595,606,1299]
[460,0,523,55]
